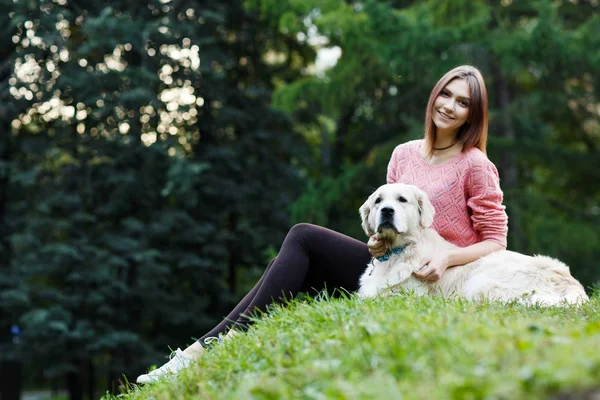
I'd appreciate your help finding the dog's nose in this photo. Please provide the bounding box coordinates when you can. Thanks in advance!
[381,207,394,216]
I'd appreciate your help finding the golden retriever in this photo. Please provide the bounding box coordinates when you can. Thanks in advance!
[357,183,588,306]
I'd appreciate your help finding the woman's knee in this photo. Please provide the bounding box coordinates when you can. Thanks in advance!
[287,223,321,243]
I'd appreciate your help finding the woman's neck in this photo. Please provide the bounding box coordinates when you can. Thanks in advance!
[420,135,463,166]
[433,129,458,150]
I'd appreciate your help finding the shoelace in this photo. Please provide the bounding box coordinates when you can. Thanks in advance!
[203,336,224,347]
[168,349,183,360]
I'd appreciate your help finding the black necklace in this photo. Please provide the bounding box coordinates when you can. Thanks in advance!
[433,140,459,151]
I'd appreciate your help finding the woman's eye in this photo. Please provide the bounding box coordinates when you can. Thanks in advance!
[440,90,449,97]
[398,196,407,203]
[459,100,469,107]
[374,197,382,204]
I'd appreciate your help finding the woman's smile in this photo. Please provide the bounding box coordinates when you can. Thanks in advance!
[437,110,455,120]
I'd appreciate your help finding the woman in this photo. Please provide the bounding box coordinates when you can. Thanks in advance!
[136,65,508,384]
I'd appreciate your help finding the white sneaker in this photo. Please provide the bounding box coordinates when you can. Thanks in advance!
[136,348,193,384]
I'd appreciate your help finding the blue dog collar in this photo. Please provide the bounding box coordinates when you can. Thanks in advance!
[375,246,405,262]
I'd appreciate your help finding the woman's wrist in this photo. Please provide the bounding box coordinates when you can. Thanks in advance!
[446,241,504,269]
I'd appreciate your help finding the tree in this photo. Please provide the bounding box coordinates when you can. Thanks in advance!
[0,0,27,397]
[7,0,312,397]
[247,0,600,285]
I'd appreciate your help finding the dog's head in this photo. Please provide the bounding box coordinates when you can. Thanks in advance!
[359,183,435,245]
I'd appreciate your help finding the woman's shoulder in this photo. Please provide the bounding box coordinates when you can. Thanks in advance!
[462,147,500,182]
[392,139,422,154]
[463,146,496,167]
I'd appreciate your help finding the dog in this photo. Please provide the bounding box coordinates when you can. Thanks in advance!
[357,183,588,306]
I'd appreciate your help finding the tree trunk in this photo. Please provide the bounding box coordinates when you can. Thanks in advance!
[228,212,239,294]
[67,369,83,400]
[87,359,95,400]
[0,52,20,400]
[0,360,22,400]
[490,61,524,252]
[107,363,117,396]
[321,123,331,177]
[332,106,355,174]
[0,131,11,268]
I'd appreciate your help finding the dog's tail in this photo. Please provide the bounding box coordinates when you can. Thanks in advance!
[532,255,589,304]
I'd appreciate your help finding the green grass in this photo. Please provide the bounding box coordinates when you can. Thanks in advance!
[106,292,600,400]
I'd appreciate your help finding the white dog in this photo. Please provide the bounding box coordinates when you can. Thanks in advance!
[357,183,588,306]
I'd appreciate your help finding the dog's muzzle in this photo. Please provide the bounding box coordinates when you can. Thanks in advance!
[377,207,398,233]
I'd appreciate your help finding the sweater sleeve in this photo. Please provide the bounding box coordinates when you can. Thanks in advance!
[386,146,401,184]
[466,157,508,248]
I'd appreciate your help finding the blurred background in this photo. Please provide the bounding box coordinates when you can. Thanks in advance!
[1,0,599,398]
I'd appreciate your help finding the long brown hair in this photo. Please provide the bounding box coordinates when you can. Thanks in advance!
[423,65,488,156]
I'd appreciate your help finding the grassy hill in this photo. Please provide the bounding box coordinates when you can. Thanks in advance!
[106,291,600,399]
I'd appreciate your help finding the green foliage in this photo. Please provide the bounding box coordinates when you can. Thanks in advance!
[4,0,312,395]
[250,0,600,286]
[105,293,600,399]
[2,0,599,397]
[290,163,363,226]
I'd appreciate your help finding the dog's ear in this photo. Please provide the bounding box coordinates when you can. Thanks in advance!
[359,197,375,237]
[415,188,435,228]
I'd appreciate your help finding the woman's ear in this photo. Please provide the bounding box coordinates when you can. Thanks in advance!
[416,188,435,228]
[359,199,375,237]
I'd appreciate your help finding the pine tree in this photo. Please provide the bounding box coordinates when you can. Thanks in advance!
[7,0,312,396]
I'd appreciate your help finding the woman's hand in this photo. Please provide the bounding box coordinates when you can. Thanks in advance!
[413,252,452,282]
[367,235,389,258]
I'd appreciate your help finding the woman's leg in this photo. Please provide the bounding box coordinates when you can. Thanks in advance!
[195,257,278,344]
[137,224,371,383]
[198,223,372,341]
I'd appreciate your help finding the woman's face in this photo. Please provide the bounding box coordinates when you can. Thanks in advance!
[432,78,470,136]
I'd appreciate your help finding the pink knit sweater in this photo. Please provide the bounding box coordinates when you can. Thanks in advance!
[386,140,508,248]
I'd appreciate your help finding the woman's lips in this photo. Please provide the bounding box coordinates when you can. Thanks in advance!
[438,110,454,120]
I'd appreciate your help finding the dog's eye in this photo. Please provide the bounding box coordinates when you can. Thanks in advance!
[398,196,407,203]
[374,197,382,204]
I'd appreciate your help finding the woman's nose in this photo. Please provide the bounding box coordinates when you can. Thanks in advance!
[443,99,455,112]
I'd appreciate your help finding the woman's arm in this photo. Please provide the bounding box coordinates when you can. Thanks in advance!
[413,240,504,282]
[386,144,404,184]
[447,239,505,266]
[415,154,508,282]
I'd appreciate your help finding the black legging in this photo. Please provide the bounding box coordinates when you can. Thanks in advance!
[198,223,371,345]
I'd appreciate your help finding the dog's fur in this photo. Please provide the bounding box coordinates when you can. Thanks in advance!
[357,183,588,305]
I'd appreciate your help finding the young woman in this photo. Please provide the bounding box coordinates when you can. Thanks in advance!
[136,65,508,384]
